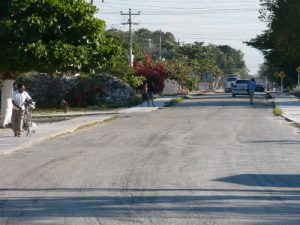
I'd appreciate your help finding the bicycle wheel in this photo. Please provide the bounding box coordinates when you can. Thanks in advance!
[26,123,32,136]
[23,111,32,136]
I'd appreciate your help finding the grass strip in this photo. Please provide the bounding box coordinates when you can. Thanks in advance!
[273,106,283,116]
[164,97,184,107]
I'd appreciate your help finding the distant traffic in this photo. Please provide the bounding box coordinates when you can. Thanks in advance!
[224,76,265,97]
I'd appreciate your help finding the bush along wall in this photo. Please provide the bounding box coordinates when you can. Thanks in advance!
[16,73,136,109]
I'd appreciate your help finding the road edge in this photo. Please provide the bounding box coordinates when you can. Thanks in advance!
[0,115,116,156]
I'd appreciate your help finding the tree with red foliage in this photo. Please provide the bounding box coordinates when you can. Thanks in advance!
[134,55,167,93]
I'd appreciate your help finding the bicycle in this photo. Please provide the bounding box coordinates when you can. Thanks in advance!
[23,100,36,136]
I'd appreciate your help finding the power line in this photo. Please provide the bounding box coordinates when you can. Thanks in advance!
[111,0,257,4]
[103,1,257,10]
[102,8,258,15]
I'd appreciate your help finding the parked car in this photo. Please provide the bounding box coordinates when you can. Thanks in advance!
[255,84,265,92]
[224,77,238,93]
[232,79,250,97]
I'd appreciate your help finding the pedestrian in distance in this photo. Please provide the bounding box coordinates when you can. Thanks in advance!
[61,99,69,113]
[248,78,257,105]
[146,78,155,107]
[141,79,149,106]
[11,83,32,137]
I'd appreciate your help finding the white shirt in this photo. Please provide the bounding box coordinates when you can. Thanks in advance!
[12,90,32,110]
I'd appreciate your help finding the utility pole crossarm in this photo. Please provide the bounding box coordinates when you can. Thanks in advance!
[120,9,141,16]
[122,23,139,25]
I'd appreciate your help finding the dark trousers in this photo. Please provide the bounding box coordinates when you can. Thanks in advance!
[249,89,255,104]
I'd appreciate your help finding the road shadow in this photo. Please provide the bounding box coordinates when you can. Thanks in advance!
[215,174,300,188]
[248,140,300,145]
[276,101,300,107]
[1,188,300,194]
[0,187,299,221]
[171,94,271,108]
[176,100,270,108]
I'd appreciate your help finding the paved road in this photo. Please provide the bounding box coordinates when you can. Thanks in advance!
[0,94,299,225]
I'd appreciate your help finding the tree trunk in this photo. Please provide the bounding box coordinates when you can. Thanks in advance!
[0,79,15,128]
[213,76,221,90]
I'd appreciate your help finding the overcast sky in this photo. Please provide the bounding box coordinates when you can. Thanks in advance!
[94,0,267,75]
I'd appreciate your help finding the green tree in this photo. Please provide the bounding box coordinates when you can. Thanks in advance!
[108,28,248,90]
[0,0,122,126]
[164,57,191,84]
[133,28,178,61]
[107,28,179,62]
[173,43,223,89]
[257,63,277,81]
[175,42,209,60]
[246,0,300,85]
[213,45,248,76]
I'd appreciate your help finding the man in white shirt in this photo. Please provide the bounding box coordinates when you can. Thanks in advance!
[11,83,32,137]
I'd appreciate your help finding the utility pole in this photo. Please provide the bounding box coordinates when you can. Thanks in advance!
[265,75,268,91]
[146,39,152,57]
[121,9,140,67]
[159,30,162,61]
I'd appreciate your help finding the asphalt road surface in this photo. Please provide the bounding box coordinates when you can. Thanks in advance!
[0,94,299,225]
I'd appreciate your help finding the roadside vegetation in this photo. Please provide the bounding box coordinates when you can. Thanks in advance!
[164,97,184,107]
[273,106,283,116]
[33,98,141,114]
[246,0,300,89]
[1,0,249,125]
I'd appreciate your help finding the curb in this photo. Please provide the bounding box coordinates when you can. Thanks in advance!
[0,96,183,155]
[32,111,118,119]
[45,116,117,140]
[271,94,300,125]
[0,115,115,156]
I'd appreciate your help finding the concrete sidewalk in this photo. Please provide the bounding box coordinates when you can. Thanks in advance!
[272,92,300,124]
[0,114,113,155]
[0,96,179,155]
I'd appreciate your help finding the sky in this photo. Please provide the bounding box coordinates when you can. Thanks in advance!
[93,0,267,75]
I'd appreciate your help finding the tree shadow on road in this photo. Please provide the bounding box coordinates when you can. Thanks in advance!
[215,174,300,188]
[275,101,300,107]
[0,183,299,223]
[248,140,300,144]
[172,95,272,108]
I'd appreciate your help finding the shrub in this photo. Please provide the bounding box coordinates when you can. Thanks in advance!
[134,55,168,93]
[273,106,283,116]
[16,73,135,108]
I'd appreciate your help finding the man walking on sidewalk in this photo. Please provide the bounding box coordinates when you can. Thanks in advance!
[248,78,257,105]
[11,83,32,137]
